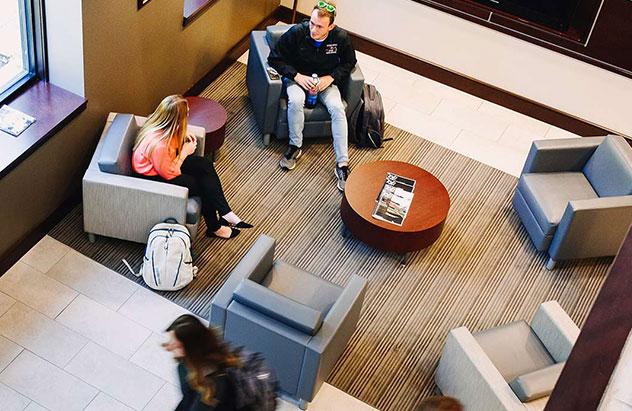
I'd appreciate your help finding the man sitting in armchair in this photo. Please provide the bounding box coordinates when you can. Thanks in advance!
[268,1,357,192]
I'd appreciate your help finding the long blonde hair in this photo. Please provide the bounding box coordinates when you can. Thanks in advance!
[133,94,189,157]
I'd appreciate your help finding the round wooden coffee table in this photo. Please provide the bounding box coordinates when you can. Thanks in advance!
[185,96,228,161]
[340,160,450,263]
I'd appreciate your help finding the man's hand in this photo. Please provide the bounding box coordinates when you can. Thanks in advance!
[294,73,318,91]
[318,75,334,92]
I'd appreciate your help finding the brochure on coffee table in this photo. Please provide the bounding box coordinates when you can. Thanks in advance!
[372,172,415,226]
[0,105,36,137]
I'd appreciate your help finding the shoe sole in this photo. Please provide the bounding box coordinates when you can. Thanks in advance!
[279,159,296,170]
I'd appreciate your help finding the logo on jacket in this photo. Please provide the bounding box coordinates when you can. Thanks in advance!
[325,44,338,54]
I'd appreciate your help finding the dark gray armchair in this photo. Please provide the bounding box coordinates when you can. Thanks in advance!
[209,234,367,409]
[246,25,365,146]
[512,135,632,269]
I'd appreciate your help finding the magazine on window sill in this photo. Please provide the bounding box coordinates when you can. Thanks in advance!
[0,105,36,137]
[372,172,416,226]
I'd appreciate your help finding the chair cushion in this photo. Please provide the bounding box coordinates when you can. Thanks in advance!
[186,197,201,225]
[474,320,555,382]
[583,135,632,197]
[98,113,139,175]
[265,25,293,49]
[509,362,565,402]
[233,279,323,335]
[517,172,597,235]
[262,261,342,315]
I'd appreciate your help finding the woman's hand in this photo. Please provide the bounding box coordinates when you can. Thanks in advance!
[182,134,197,157]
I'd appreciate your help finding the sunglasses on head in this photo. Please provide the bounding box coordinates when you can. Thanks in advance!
[317,1,336,14]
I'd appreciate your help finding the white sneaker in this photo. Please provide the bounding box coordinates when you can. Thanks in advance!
[279,145,302,170]
[335,165,349,192]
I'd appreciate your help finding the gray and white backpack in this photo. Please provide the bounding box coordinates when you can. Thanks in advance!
[126,219,197,291]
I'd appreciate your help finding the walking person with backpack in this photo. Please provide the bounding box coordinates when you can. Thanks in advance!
[268,1,357,191]
[163,315,278,411]
[132,95,253,240]
[163,315,239,410]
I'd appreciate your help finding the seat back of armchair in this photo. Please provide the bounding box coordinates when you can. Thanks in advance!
[265,24,292,49]
[97,113,139,176]
[582,135,632,197]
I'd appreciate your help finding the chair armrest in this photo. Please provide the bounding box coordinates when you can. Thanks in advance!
[521,137,604,174]
[82,170,188,243]
[549,196,632,261]
[342,65,364,115]
[435,327,524,411]
[298,275,367,402]
[531,301,579,363]
[188,124,206,156]
[246,31,283,135]
[209,234,276,332]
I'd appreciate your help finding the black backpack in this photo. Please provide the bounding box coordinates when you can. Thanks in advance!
[348,84,391,148]
[227,348,278,411]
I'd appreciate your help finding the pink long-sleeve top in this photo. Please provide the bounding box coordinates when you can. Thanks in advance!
[132,131,182,180]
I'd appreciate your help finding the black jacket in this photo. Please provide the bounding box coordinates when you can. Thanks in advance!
[176,362,236,411]
[267,21,357,85]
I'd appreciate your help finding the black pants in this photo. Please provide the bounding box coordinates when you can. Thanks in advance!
[139,156,231,232]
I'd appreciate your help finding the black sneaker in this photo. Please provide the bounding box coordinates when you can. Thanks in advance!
[335,165,349,192]
[279,145,303,170]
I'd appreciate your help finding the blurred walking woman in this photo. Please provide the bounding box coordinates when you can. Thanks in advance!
[163,315,239,411]
[132,95,252,239]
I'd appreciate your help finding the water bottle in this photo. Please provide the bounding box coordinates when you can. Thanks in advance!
[306,74,319,108]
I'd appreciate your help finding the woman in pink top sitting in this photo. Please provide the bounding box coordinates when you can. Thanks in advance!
[132,95,251,239]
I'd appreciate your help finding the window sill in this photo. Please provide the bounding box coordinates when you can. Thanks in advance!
[0,80,87,179]
[183,0,219,27]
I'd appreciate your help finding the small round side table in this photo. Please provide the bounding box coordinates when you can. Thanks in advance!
[185,96,228,162]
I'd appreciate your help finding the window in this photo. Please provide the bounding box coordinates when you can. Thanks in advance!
[0,0,44,102]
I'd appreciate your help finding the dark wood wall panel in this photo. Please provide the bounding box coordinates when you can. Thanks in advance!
[546,226,632,410]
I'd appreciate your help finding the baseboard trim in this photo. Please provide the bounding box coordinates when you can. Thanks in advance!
[274,7,611,137]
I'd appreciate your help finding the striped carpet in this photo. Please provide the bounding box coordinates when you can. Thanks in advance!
[49,63,611,411]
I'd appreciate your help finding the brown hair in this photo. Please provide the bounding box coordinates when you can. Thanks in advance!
[313,0,336,24]
[166,315,240,405]
[416,395,463,411]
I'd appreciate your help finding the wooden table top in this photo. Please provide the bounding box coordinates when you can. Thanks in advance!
[185,96,227,133]
[345,160,450,233]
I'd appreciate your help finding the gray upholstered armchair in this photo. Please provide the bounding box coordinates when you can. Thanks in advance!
[246,25,365,146]
[435,301,579,411]
[512,135,632,269]
[209,234,367,409]
[82,113,205,243]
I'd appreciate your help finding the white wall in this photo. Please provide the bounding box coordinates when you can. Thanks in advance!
[45,0,84,96]
[284,0,632,137]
